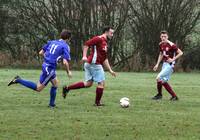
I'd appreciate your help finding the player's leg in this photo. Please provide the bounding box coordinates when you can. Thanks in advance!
[49,77,58,107]
[7,64,53,92]
[39,68,58,107]
[161,66,178,100]
[152,63,170,100]
[36,66,57,92]
[93,64,105,106]
[65,81,92,90]
[158,62,178,100]
[36,66,56,92]
[62,62,93,98]
[152,79,163,100]
[7,75,46,92]
[95,81,105,106]
[35,83,45,92]
[162,82,178,100]
[62,81,93,99]
[8,76,37,91]
[62,80,93,98]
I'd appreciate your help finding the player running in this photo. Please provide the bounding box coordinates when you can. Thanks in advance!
[62,26,116,106]
[8,30,72,108]
[152,30,183,101]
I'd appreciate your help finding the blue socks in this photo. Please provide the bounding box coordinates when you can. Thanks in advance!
[16,78,37,90]
[16,78,57,107]
[49,86,57,106]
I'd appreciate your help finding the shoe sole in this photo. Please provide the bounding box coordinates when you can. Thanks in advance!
[8,79,16,86]
[8,76,20,86]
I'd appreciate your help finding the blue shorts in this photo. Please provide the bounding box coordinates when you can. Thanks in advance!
[39,63,56,86]
[84,63,105,83]
[157,62,173,83]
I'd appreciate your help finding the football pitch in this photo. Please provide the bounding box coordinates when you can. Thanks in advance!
[0,69,200,140]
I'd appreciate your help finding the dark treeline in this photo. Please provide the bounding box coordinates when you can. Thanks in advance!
[0,0,199,71]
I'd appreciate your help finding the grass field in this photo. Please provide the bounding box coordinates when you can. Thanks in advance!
[0,69,200,140]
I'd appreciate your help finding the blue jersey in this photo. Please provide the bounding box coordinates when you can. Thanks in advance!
[42,39,71,68]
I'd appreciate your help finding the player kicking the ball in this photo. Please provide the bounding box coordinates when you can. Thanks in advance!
[152,30,183,101]
[8,30,72,108]
[62,26,116,106]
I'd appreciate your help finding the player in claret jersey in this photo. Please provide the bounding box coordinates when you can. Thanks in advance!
[62,26,116,106]
[8,30,72,108]
[152,30,183,101]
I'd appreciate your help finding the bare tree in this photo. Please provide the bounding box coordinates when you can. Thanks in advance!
[1,0,199,71]
[3,0,129,67]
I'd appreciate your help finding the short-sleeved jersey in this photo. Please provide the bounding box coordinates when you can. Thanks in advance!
[159,42,178,62]
[42,39,71,68]
[84,36,107,65]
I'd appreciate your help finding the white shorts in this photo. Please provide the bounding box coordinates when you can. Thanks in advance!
[84,63,105,83]
[157,62,173,83]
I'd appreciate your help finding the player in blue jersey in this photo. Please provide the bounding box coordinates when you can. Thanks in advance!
[8,30,72,108]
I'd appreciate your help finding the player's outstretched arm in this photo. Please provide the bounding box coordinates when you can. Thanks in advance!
[82,45,89,62]
[153,52,163,71]
[103,59,116,77]
[167,48,183,63]
[175,48,183,60]
[63,59,72,78]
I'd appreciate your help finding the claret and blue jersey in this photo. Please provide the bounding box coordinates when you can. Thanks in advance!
[158,42,178,82]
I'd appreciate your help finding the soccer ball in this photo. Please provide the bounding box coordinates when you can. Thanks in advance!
[120,97,130,108]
